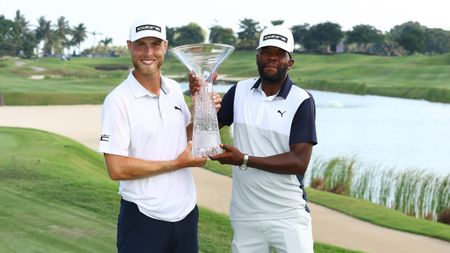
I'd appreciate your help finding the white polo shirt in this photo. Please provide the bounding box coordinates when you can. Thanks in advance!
[99,71,195,222]
[218,76,317,221]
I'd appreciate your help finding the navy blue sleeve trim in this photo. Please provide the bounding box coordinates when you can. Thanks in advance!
[289,94,318,145]
[217,84,237,126]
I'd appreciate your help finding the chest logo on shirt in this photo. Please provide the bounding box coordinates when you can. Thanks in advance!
[174,105,182,113]
[277,110,286,117]
[100,134,110,142]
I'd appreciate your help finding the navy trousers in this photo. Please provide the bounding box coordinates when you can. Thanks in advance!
[117,199,199,253]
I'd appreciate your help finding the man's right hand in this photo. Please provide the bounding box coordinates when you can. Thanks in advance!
[188,71,202,96]
[188,71,218,96]
[176,141,207,168]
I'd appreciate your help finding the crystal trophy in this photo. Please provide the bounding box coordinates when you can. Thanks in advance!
[171,43,234,157]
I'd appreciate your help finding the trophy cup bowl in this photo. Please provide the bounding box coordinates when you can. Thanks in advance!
[171,43,234,157]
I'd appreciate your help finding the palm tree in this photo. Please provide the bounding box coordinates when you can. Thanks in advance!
[54,16,70,54]
[271,20,284,26]
[71,23,87,55]
[99,37,113,47]
[12,10,33,57]
[13,10,29,33]
[35,16,53,56]
[87,31,103,54]
[1,15,17,56]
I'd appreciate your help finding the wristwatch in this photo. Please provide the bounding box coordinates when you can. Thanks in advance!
[239,154,249,170]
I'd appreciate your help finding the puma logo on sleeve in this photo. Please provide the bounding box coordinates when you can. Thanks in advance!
[174,106,182,113]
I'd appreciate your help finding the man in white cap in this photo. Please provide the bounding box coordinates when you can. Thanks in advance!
[192,25,317,252]
[99,17,208,253]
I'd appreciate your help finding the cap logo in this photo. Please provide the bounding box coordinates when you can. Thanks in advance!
[136,24,161,33]
[263,34,288,43]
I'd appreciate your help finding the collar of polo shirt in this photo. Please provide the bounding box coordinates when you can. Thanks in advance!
[128,71,170,98]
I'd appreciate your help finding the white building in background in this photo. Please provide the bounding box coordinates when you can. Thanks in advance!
[335,40,345,53]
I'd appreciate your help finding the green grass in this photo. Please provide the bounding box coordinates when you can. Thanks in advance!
[0,57,128,105]
[0,127,359,253]
[1,52,450,104]
[0,127,118,252]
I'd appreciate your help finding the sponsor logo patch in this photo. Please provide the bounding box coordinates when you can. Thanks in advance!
[136,24,161,33]
[263,34,288,43]
[100,134,110,142]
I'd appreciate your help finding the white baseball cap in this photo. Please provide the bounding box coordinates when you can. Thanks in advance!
[129,17,167,42]
[256,26,294,54]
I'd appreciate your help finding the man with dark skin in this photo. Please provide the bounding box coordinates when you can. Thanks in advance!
[190,25,317,253]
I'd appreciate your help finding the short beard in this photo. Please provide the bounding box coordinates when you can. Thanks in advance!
[257,63,288,84]
[131,57,162,77]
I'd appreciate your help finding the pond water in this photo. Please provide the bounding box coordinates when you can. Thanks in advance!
[180,82,450,175]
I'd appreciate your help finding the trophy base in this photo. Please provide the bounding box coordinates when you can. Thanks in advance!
[192,130,222,157]
[192,146,223,157]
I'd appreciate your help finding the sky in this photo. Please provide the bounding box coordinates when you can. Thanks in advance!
[2,0,450,50]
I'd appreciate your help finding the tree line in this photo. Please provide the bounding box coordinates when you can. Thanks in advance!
[187,19,450,56]
[2,10,450,59]
[0,10,91,58]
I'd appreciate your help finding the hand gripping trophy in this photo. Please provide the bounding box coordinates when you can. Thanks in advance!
[171,43,234,157]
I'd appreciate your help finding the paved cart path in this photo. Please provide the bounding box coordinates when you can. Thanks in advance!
[1,105,449,253]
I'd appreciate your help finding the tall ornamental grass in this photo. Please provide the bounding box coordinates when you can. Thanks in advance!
[308,157,450,224]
